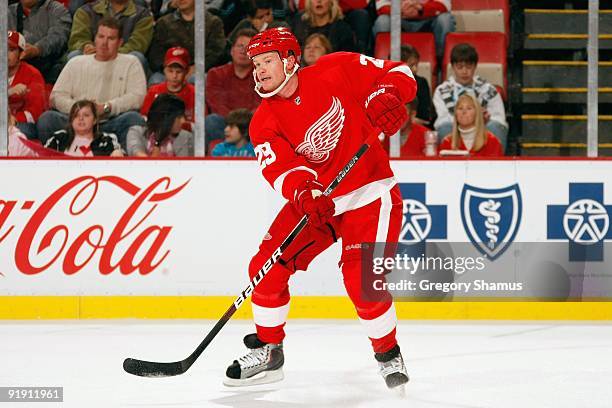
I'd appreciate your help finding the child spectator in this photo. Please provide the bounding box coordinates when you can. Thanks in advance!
[400,99,431,157]
[433,43,508,148]
[373,0,454,58]
[126,94,194,157]
[38,16,146,148]
[141,47,195,128]
[211,109,255,157]
[7,31,46,140]
[291,0,355,53]
[44,99,124,157]
[8,0,72,82]
[68,0,154,71]
[438,93,503,157]
[303,33,332,66]
[401,44,433,126]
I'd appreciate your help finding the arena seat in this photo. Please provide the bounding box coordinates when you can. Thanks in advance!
[442,32,507,99]
[374,32,437,92]
[451,0,509,41]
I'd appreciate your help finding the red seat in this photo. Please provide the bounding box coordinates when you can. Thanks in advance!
[451,0,509,42]
[374,32,437,91]
[442,32,507,99]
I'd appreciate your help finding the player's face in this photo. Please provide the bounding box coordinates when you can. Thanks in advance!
[452,62,476,86]
[252,51,286,92]
[95,25,122,61]
[7,46,20,69]
[304,38,327,66]
[224,124,243,144]
[455,99,476,127]
[164,65,187,91]
[72,106,96,136]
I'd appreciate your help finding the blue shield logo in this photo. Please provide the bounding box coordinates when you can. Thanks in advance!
[461,184,522,260]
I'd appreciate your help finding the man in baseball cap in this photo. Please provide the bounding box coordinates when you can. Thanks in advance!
[7,30,46,140]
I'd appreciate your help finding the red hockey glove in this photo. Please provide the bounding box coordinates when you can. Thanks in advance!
[365,83,407,137]
[295,180,335,227]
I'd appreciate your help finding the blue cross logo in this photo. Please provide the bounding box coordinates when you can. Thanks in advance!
[547,183,612,261]
[398,183,447,242]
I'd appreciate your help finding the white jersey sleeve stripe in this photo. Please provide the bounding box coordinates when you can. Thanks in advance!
[389,65,415,80]
[272,166,318,196]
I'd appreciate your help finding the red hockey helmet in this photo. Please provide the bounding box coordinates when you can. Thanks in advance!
[246,27,301,60]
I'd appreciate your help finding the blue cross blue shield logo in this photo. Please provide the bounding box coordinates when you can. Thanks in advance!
[398,183,447,243]
[548,183,612,261]
[461,184,523,260]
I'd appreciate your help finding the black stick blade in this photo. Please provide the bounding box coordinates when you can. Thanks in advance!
[123,358,186,377]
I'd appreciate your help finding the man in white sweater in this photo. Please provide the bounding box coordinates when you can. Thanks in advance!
[433,43,508,149]
[37,16,146,148]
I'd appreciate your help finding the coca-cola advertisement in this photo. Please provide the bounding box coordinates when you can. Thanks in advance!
[0,160,278,295]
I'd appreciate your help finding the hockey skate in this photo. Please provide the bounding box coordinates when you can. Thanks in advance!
[375,345,409,393]
[223,333,284,387]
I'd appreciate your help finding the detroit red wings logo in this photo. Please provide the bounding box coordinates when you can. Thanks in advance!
[295,97,345,163]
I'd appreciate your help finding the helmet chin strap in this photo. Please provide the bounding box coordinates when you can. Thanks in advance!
[253,58,300,98]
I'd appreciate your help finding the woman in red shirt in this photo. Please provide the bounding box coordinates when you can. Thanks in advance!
[439,93,504,157]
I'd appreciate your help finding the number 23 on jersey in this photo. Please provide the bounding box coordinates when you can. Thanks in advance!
[254,142,277,169]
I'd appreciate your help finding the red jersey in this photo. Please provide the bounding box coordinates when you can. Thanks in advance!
[9,61,46,124]
[438,131,504,157]
[400,123,429,157]
[250,52,417,214]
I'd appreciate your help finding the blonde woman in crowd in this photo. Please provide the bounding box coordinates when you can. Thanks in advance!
[439,93,503,157]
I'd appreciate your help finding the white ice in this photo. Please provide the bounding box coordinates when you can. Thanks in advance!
[1,320,612,408]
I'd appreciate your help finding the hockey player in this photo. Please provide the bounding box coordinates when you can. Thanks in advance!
[224,27,417,390]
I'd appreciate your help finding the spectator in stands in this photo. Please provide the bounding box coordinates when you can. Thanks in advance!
[38,16,146,147]
[8,0,72,83]
[373,0,454,58]
[400,98,431,157]
[401,44,433,125]
[7,31,46,140]
[303,33,332,66]
[8,110,37,157]
[205,28,261,139]
[438,93,503,157]
[148,0,226,83]
[228,0,289,44]
[141,47,194,129]
[69,0,148,16]
[211,109,255,157]
[68,0,154,72]
[126,94,194,157]
[44,99,124,157]
[291,0,355,53]
[433,43,508,148]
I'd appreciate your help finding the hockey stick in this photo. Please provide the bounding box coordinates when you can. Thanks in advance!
[123,138,374,378]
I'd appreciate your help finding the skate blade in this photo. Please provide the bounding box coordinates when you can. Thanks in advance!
[223,368,284,387]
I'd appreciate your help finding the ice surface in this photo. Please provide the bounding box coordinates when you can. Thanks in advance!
[1,320,611,408]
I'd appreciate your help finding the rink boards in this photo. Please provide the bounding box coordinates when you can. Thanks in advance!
[0,158,611,319]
